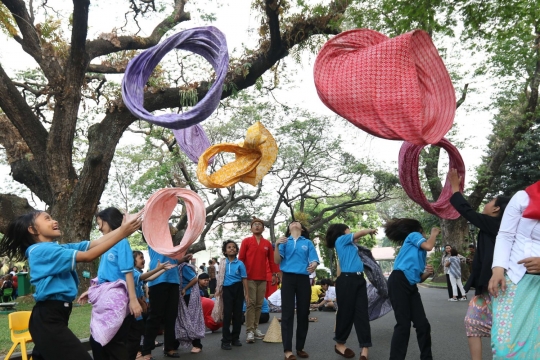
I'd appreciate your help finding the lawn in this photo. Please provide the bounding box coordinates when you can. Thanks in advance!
[0,296,92,356]
[422,278,447,288]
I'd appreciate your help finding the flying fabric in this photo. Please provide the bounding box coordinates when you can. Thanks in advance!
[399,138,465,219]
[142,188,206,259]
[122,26,229,163]
[197,121,278,188]
[314,29,455,146]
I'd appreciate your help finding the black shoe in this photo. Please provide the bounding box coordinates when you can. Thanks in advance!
[232,339,242,347]
[221,342,232,350]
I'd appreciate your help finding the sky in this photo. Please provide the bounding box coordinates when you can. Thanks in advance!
[0,0,497,208]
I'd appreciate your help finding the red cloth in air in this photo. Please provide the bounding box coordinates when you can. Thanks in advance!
[524,181,540,220]
[314,29,455,145]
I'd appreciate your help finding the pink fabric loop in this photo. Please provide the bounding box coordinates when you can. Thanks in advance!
[399,138,465,219]
[142,188,206,259]
[314,29,455,145]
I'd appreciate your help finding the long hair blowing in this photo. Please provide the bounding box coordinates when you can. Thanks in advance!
[384,218,423,245]
[325,224,349,249]
[0,211,43,261]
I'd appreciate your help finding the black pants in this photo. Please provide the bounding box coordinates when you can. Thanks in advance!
[222,282,244,343]
[209,278,217,294]
[29,301,92,360]
[281,272,311,352]
[183,294,203,349]
[127,318,145,360]
[388,271,432,360]
[242,312,269,324]
[334,273,372,348]
[142,283,180,355]
[446,274,463,298]
[91,315,133,360]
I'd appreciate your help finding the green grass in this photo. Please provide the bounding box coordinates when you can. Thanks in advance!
[422,278,447,288]
[0,296,92,356]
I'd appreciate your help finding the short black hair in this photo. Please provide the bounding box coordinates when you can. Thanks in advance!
[325,224,349,249]
[450,248,458,256]
[132,250,144,263]
[384,218,423,245]
[494,196,511,218]
[222,240,239,256]
[96,207,124,231]
[285,222,310,239]
[320,278,334,286]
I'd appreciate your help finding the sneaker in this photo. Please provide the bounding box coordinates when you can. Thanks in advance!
[449,298,458,302]
[254,329,265,339]
[221,342,232,350]
[232,339,242,347]
[246,331,255,343]
[459,297,468,301]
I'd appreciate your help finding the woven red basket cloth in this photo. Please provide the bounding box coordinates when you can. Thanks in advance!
[399,139,465,219]
[314,29,455,145]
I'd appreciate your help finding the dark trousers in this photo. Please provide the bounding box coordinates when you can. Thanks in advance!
[242,312,270,324]
[127,318,145,360]
[446,274,463,298]
[142,283,180,355]
[334,273,372,348]
[209,278,217,294]
[183,294,203,349]
[388,270,432,360]
[281,272,311,352]
[29,301,93,360]
[222,282,244,343]
[91,315,133,360]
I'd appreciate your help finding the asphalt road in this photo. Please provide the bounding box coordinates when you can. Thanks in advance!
[148,286,491,359]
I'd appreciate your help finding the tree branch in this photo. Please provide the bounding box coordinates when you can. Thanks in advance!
[0,194,36,234]
[87,63,126,73]
[86,0,190,59]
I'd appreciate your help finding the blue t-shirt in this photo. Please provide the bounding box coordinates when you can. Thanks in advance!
[243,297,269,313]
[279,236,319,275]
[393,232,427,285]
[335,233,364,273]
[181,265,197,295]
[147,248,179,287]
[97,238,133,284]
[223,257,247,286]
[133,269,144,321]
[26,241,90,302]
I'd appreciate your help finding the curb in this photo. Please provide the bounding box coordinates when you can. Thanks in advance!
[418,283,446,289]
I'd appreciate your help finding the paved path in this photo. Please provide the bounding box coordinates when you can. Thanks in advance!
[147,286,491,359]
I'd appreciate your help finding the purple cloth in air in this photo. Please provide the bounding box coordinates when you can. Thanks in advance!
[173,124,212,164]
[122,26,229,163]
[88,278,130,346]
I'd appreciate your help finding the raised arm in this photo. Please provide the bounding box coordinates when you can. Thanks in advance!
[420,228,439,251]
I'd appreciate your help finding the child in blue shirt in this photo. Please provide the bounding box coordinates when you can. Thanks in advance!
[325,224,378,360]
[218,240,248,350]
[128,250,175,360]
[274,221,319,360]
[384,218,438,360]
[0,210,142,360]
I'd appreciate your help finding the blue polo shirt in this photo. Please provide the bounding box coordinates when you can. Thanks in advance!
[223,257,247,286]
[279,236,319,275]
[147,247,179,287]
[181,265,197,295]
[335,233,364,273]
[26,241,90,302]
[133,269,145,321]
[393,232,427,285]
[97,238,133,284]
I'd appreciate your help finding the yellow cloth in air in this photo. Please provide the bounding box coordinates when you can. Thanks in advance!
[197,122,278,188]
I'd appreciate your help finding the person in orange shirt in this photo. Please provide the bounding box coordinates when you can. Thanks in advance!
[238,218,280,343]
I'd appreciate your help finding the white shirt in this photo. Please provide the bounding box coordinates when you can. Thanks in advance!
[214,263,219,274]
[324,286,336,301]
[268,289,281,307]
[492,190,540,284]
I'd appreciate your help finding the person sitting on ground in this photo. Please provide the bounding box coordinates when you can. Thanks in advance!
[318,279,337,311]
[310,281,325,309]
[198,273,210,298]
[243,298,270,325]
[268,288,282,313]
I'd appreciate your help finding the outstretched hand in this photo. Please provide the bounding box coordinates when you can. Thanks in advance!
[448,168,462,194]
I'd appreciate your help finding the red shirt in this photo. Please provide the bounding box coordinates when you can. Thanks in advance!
[238,235,280,281]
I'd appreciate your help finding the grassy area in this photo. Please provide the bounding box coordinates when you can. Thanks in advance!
[422,278,447,288]
[0,296,92,356]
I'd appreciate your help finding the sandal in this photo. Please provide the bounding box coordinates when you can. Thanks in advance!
[308,317,318,322]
